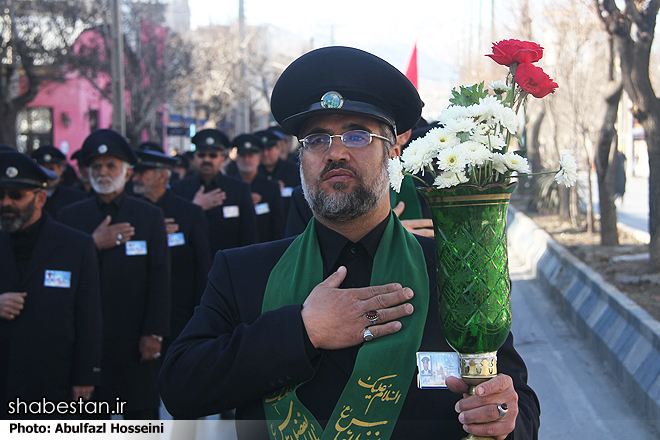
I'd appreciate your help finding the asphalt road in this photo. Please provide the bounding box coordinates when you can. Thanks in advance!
[510,252,660,439]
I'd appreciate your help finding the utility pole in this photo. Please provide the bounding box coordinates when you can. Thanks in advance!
[236,0,249,134]
[111,0,126,135]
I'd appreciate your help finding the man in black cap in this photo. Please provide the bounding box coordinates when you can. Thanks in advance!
[132,149,212,356]
[0,151,102,418]
[255,128,301,223]
[159,47,539,440]
[58,129,170,420]
[231,134,285,243]
[30,145,86,217]
[171,128,257,255]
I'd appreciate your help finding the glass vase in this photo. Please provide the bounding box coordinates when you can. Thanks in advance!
[419,182,516,398]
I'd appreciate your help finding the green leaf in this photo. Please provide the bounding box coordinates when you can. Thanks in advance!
[449,82,490,107]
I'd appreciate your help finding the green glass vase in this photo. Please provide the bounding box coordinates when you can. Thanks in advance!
[419,183,516,361]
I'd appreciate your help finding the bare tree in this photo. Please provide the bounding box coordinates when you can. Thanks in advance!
[0,0,92,146]
[70,1,194,146]
[595,0,660,271]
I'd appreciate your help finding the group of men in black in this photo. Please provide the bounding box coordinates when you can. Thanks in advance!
[0,123,302,420]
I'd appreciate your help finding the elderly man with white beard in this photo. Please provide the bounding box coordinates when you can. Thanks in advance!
[58,129,170,420]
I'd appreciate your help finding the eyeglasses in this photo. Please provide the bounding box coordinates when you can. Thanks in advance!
[300,130,391,152]
[196,152,219,159]
[0,189,37,201]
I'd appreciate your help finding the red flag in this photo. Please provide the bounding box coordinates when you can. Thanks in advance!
[405,42,418,90]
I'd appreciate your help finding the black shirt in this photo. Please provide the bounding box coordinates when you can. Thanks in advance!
[95,191,125,219]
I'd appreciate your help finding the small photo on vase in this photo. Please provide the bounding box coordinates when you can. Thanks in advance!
[416,352,460,389]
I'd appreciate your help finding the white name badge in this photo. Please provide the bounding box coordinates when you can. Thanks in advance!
[44,270,71,288]
[168,232,186,247]
[255,202,270,215]
[223,205,240,218]
[125,240,148,256]
[280,187,294,198]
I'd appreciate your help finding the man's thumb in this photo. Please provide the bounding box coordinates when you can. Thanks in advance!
[323,266,347,288]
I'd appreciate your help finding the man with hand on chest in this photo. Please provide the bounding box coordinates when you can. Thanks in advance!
[58,129,170,420]
[0,150,101,418]
[159,47,539,439]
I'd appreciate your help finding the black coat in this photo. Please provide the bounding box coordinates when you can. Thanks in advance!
[152,189,212,355]
[248,174,285,243]
[171,173,258,255]
[259,158,301,224]
[58,194,171,412]
[159,234,540,439]
[44,184,86,218]
[0,215,102,417]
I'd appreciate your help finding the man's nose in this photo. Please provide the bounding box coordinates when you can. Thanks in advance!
[325,136,350,163]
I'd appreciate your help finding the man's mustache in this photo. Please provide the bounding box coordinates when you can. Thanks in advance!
[319,162,358,180]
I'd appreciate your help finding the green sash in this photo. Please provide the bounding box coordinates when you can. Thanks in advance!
[390,175,423,220]
[262,213,429,440]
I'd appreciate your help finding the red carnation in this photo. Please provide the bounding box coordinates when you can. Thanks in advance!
[515,63,558,98]
[486,39,544,67]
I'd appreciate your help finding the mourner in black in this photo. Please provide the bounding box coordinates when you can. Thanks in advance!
[159,47,540,439]
[58,129,170,420]
[0,151,102,419]
[30,145,86,217]
[231,134,285,243]
[132,149,212,356]
[171,128,257,255]
[255,128,301,223]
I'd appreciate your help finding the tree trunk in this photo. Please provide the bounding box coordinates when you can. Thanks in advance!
[595,81,623,245]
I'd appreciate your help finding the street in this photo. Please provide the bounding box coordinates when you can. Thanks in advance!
[592,174,649,234]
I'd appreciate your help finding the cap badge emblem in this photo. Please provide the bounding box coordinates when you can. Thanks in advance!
[205,137,214,145]
[6,167,18,178]
[321,91,344,109]
[44,154,52,162]
[245,142,252,149]
[98,144,108,154]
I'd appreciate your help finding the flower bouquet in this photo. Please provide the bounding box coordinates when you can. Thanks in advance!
[389,40,577,411]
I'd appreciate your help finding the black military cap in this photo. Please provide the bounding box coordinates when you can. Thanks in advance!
[31,145,67,165]
[0,144,15,152]
[81,129,138,166]
[137,141,165,153]
[192,129,230,151]
[232,134,264,156]
[254,129,281,149]
[0,150,57,189]
[134,149,180,171]
[270,46,423,137]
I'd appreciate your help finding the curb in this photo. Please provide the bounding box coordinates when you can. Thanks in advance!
[507,206,660,429]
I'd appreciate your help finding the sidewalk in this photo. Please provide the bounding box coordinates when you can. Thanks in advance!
[508,206,660,434]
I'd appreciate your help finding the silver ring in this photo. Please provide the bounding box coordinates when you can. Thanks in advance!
[363,328,374,342]
[115,240,121,246]
[365,310,379,324]
[117,233,122,240]
[153,352,161,359]
[497,403,508,419]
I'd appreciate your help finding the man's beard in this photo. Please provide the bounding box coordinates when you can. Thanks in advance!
[301,153,389,222]
[0,195,37,233]
[90,165,127,195]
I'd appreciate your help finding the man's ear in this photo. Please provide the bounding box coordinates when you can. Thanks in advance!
[124,167,134,182]
[396,129,412,148]
[34,189,48,210]
[389,144,401,159]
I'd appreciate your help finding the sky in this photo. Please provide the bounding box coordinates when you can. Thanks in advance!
[187,0,498,117]
[188,0,504,118]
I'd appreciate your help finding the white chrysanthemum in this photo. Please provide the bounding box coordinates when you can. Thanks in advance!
[433,171,469,189]
[494,105,519,133]
[555,154,578,187]
[444,117,477,135]
[439,106,469,125]
[401,137,433,175]
[462,141,492,166]
[491,153,509,174]
[502,151,530,174]
[436,146,469,173]
[424,127,460,152]
[388,157,405,193]
[489,134,508,151]
[489,80,508,94]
